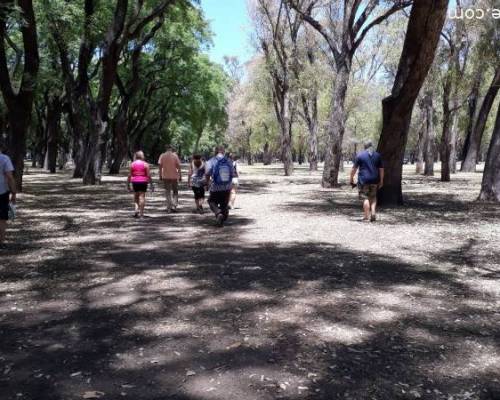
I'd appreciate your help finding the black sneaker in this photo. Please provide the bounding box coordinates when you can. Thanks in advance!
[216,213,224,227]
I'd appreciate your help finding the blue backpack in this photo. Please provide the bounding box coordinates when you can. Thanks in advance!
[213,157,233,185]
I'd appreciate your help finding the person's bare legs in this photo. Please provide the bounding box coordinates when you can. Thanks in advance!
[229,187,236,208]
[138,192,146,217]
[0,220,6,244]
[370,199,377,221]
[164,180,172,211]
[133,193,140,216]
[363,199,370,220]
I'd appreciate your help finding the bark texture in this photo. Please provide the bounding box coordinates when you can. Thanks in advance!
[478,102,500,202]
[376,0,448,205]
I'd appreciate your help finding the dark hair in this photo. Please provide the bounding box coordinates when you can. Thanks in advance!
[215,145,225,154]
[0,136,7,151]
[192,154,202,168]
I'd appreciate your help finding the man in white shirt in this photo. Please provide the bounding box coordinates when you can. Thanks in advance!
[0,139,17,245]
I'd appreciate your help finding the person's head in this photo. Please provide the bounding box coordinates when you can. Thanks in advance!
[364,140,374,150]
[215,145,225,155]
[134,151,145,161]
[192,154,202,168]
[166,145,173,152]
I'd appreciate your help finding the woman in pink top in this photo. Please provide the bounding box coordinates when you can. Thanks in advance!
[127,151,151,218]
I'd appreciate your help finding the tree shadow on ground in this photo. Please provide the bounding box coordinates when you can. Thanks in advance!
[2,237,499,400]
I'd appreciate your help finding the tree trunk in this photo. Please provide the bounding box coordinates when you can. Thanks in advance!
[0,0,39,191]
[109,111,128,174]
[478,102,500,202]
[45,96,62,173]
[423,93,435,176]
[322,64,350,187]
[377,0,448,205]
[461,67,500,172]
[461,66,484,162]
[415,104,426,174]
[263,141,272,165]
[281,91,293,176]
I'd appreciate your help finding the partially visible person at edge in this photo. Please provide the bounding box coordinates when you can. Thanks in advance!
[158,145,181,213]
[0,139,17,246]
[228,153,239,210]
[350,140,384,222]
[127,151,151,218]
[205,146,233,227]
[188,154,206,214]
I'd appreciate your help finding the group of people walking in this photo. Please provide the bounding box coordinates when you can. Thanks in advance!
[127,145,239,227]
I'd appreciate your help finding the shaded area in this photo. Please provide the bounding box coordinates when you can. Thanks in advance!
[1,169,499,400]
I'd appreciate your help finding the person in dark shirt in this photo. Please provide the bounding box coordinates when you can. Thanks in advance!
[350,140,384,222]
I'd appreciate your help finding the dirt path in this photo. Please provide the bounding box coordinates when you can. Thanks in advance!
[1,164,499,400]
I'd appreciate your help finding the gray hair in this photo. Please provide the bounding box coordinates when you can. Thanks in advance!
[364,140,374,150]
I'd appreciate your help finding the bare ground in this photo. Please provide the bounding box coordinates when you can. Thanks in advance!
[1,164,499,400]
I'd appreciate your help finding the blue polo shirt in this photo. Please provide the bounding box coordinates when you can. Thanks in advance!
[354,150,383,185]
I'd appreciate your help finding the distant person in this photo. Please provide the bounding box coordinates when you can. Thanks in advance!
[205,146,233,227]
[188,154,206,213]
[158,145,181,213]
[350,140,384,222]
[228,153,239,209]
[127,151,151,218]
[0,139,16,245]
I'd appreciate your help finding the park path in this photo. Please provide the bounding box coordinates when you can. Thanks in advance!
[1,164,500,400]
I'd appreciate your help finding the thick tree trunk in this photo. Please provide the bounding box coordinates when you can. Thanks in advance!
[322,64,350,187]
[0,0,39,191]
[478,102,500,202]
[461,67,500,172]
[423,91,435,176]
[377,0,448,205]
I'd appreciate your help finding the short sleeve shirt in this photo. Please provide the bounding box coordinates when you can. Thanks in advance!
[205,154,233,192]
[158,151,181,180]
[354,150,383,185]
[0,153,14,195]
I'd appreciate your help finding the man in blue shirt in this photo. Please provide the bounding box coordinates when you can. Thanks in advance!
[205,145,233,227]
[350,140,384,222]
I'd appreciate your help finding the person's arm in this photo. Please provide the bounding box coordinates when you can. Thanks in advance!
[146,163,152,182]
[5,171,17,203]
[177,155,182,182]
[127,166,132,191]
[157,155,163,181]
[378,168,384,189]
[187,164,192,186]
[350,166,358,187]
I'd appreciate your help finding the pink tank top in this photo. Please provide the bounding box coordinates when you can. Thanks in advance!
[130,160,149,183]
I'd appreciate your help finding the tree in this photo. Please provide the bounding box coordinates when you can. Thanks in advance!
[478,102,500,202]
[460,66,500,172]
[289,0,411,187]
[377,0,448,205]
[0,0,39,190]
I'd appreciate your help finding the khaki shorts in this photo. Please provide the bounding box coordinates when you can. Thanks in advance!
[359,184,378,201]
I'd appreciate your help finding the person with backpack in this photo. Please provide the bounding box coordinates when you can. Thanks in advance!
[127,151,152,218]
[188,154,206,213]
[350,140,384,222]
[205,146,234,227]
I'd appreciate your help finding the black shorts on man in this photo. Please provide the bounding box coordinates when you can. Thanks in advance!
[0,191,10,220]
[192,186,205,200]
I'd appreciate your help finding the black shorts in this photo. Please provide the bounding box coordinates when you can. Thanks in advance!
[132,182,148,192]
[0,191,9,221]
[192,186,205,200]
